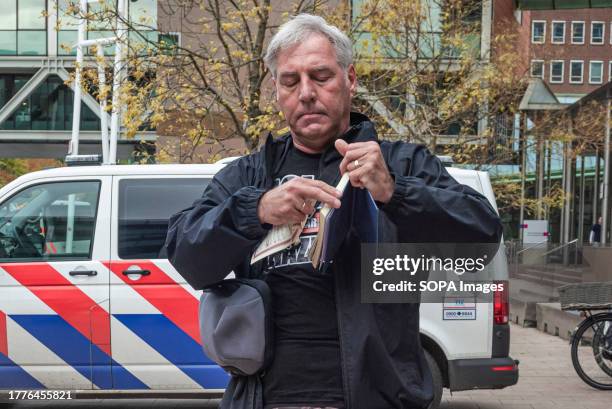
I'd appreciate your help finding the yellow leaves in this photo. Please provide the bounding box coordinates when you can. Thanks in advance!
[221,22,239,32]
[230,50,250,61]
[210,62,224,72]
[492,181,566,216]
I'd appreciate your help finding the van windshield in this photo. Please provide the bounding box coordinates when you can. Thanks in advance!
[0,181,100,261]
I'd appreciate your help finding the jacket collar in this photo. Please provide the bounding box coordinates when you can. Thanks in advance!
[261,112,377,184]
[321,111,378,166]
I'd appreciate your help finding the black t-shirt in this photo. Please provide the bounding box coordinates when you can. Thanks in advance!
[262,146,345,409]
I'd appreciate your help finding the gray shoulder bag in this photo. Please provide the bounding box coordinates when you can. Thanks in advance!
[199,278,273,376]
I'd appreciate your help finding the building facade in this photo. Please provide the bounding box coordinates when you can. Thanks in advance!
[525,8,612,103]
[0,0,157,160]
[1,0,498,162]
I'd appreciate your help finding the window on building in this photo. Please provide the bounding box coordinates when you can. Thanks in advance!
[550,60,564,83]
[0,0,46,56]
[551,21,565,44]
[0,1,17,55]
[159,32,180,55]
[18,31,45,55]
[0,74,101,131]
[129,0,158,29]
[118,178,209,259]
[127,0,159,56]
[57,0,160,56]
[19,0,45,29]
[0,3,17,55]
[0,1,17,30]
[532,20,546,44]
[609,61,612,82]
[530,60,544,78]
[570,60,584,83]
[572,21,585,44]
[589,61,603,84]
[18,0,45,55]
[591,22,605,44]
[57,0,79,56]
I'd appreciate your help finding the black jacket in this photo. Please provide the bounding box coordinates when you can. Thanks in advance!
[165,113,503,409]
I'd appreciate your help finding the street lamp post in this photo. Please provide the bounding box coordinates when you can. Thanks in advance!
[70,0,128,165]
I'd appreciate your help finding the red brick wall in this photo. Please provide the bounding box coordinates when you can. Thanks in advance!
[493,0,531,78]
[526,8,612,96]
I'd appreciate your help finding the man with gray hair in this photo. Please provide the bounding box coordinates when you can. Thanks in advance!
[166,13,502,409]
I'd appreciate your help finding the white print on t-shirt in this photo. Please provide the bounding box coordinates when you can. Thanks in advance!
[274,173,315,186]
[265,174,321,270]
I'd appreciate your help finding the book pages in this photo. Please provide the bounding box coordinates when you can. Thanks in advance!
[251,219,306,264]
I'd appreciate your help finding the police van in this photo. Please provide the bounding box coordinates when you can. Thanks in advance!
[0,159,518,406]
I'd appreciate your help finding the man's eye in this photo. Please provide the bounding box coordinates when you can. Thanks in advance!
[315,76,331,82]
[281,78,298,87]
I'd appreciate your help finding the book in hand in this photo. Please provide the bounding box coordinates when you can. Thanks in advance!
[250,173,378,267]
[250,217,307,264]
[308,173,378,268]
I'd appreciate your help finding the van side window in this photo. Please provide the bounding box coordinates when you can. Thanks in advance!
[0,181,101,262]
[118,178,210,259]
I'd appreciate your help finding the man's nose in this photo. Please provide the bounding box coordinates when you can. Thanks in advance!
[298,79,316,103]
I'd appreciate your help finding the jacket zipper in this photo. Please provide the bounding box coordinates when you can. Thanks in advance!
[319,139,352,408]
[334,262,352,408]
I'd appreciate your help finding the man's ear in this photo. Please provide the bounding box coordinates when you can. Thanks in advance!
[347,64,357,97]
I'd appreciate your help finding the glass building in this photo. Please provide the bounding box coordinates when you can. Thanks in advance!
[0,0,158,159]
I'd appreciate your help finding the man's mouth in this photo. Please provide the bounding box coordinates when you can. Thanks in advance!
[299,112,325,120]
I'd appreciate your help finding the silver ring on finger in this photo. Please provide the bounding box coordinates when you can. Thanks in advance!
[354,159,360,168]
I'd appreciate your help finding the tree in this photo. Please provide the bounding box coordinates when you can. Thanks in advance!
[0,159,62,187]
[62,0,528,163]
[58,0,330,163]
[345,0,526,155]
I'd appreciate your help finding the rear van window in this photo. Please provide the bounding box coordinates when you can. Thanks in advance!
[118,178,210,259]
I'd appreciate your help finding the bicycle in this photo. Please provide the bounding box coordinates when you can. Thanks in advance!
[570,309,612,390]
[560,282,612,390]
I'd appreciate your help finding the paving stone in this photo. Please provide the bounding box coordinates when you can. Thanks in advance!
[444,323,611,409]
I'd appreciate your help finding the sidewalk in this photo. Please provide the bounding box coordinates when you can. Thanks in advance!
[5,323,610,409]
[441,323,611,409]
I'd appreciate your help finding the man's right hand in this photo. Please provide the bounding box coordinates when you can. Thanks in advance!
[258,178,342,226]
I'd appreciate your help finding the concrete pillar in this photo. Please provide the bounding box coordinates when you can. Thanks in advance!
[602,98,610,244]
[563,140,572,245]
[546,139,552,220]
[48,1,58,57]
[579,156,586,244]
[519,112,527,244]
[537,134,545,219]
[561,142,567,244]
[593,148,600,224]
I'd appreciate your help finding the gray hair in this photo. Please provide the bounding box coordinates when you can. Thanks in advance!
[264,14,353,78]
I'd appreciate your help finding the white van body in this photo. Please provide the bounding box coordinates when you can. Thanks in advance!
[0,164,517,399]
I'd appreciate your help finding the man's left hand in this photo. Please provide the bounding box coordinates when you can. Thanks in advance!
[335,139,394,204]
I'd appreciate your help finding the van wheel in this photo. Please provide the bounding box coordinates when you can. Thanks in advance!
[425,350,443,409]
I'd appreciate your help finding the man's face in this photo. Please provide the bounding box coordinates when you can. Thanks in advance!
[273,34,356,152]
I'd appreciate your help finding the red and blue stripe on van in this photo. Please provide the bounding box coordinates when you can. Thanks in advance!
[0,261,229,390]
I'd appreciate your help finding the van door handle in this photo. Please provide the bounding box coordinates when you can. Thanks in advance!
[122,269,151,276]
[69,270,98,276]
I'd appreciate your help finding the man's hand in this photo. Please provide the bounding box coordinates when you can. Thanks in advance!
[335,139,394,203]
[258,178,342,226]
